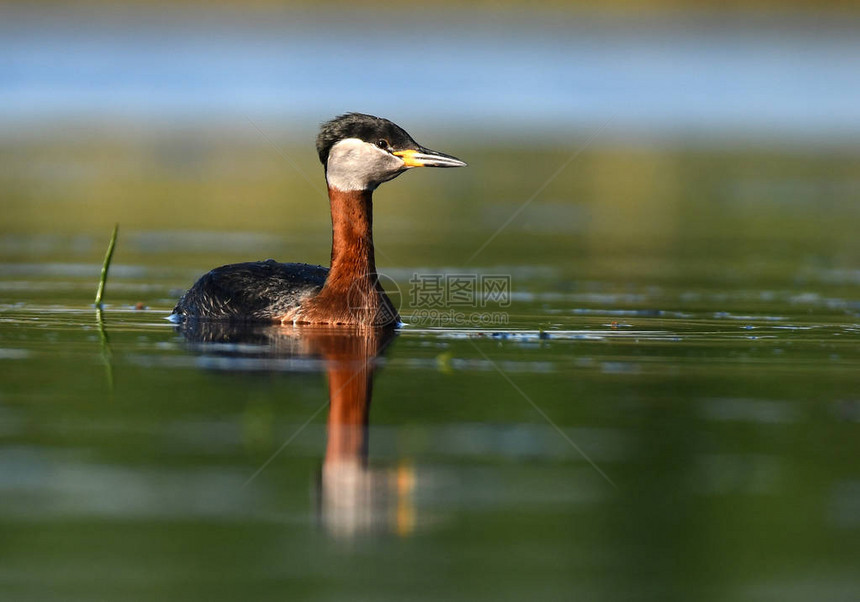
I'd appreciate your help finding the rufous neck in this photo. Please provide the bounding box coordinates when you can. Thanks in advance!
[326,186,376,288]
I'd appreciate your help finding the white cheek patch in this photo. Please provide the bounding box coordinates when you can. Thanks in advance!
[326,138,405,192]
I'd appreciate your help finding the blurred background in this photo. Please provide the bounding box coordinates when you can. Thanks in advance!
[2,0,859,289]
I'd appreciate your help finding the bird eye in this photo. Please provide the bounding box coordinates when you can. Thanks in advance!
[376,139,389,149]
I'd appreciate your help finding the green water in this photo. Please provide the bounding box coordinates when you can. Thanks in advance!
[1,140,859,601]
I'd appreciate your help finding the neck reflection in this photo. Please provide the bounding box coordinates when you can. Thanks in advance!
[178,321,412,537]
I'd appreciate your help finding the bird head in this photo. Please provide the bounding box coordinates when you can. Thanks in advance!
[316,113,466,192]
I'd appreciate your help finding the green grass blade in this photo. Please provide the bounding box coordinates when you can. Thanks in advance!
[94,223,119,308]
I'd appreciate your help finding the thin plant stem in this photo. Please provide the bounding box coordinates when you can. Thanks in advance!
[94,223,119,308]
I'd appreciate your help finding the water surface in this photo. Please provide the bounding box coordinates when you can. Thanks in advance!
[2,138,859,600]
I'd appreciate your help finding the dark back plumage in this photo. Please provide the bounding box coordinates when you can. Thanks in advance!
[173,260,328,322]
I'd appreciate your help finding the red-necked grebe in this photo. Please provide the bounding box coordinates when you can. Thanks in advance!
[171,113,466,327]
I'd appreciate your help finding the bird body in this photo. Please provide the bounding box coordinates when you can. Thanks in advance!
[172,113,465,327]
[172,260,326,322]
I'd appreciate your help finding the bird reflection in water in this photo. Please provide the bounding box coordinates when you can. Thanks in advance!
[177,321,416,537]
